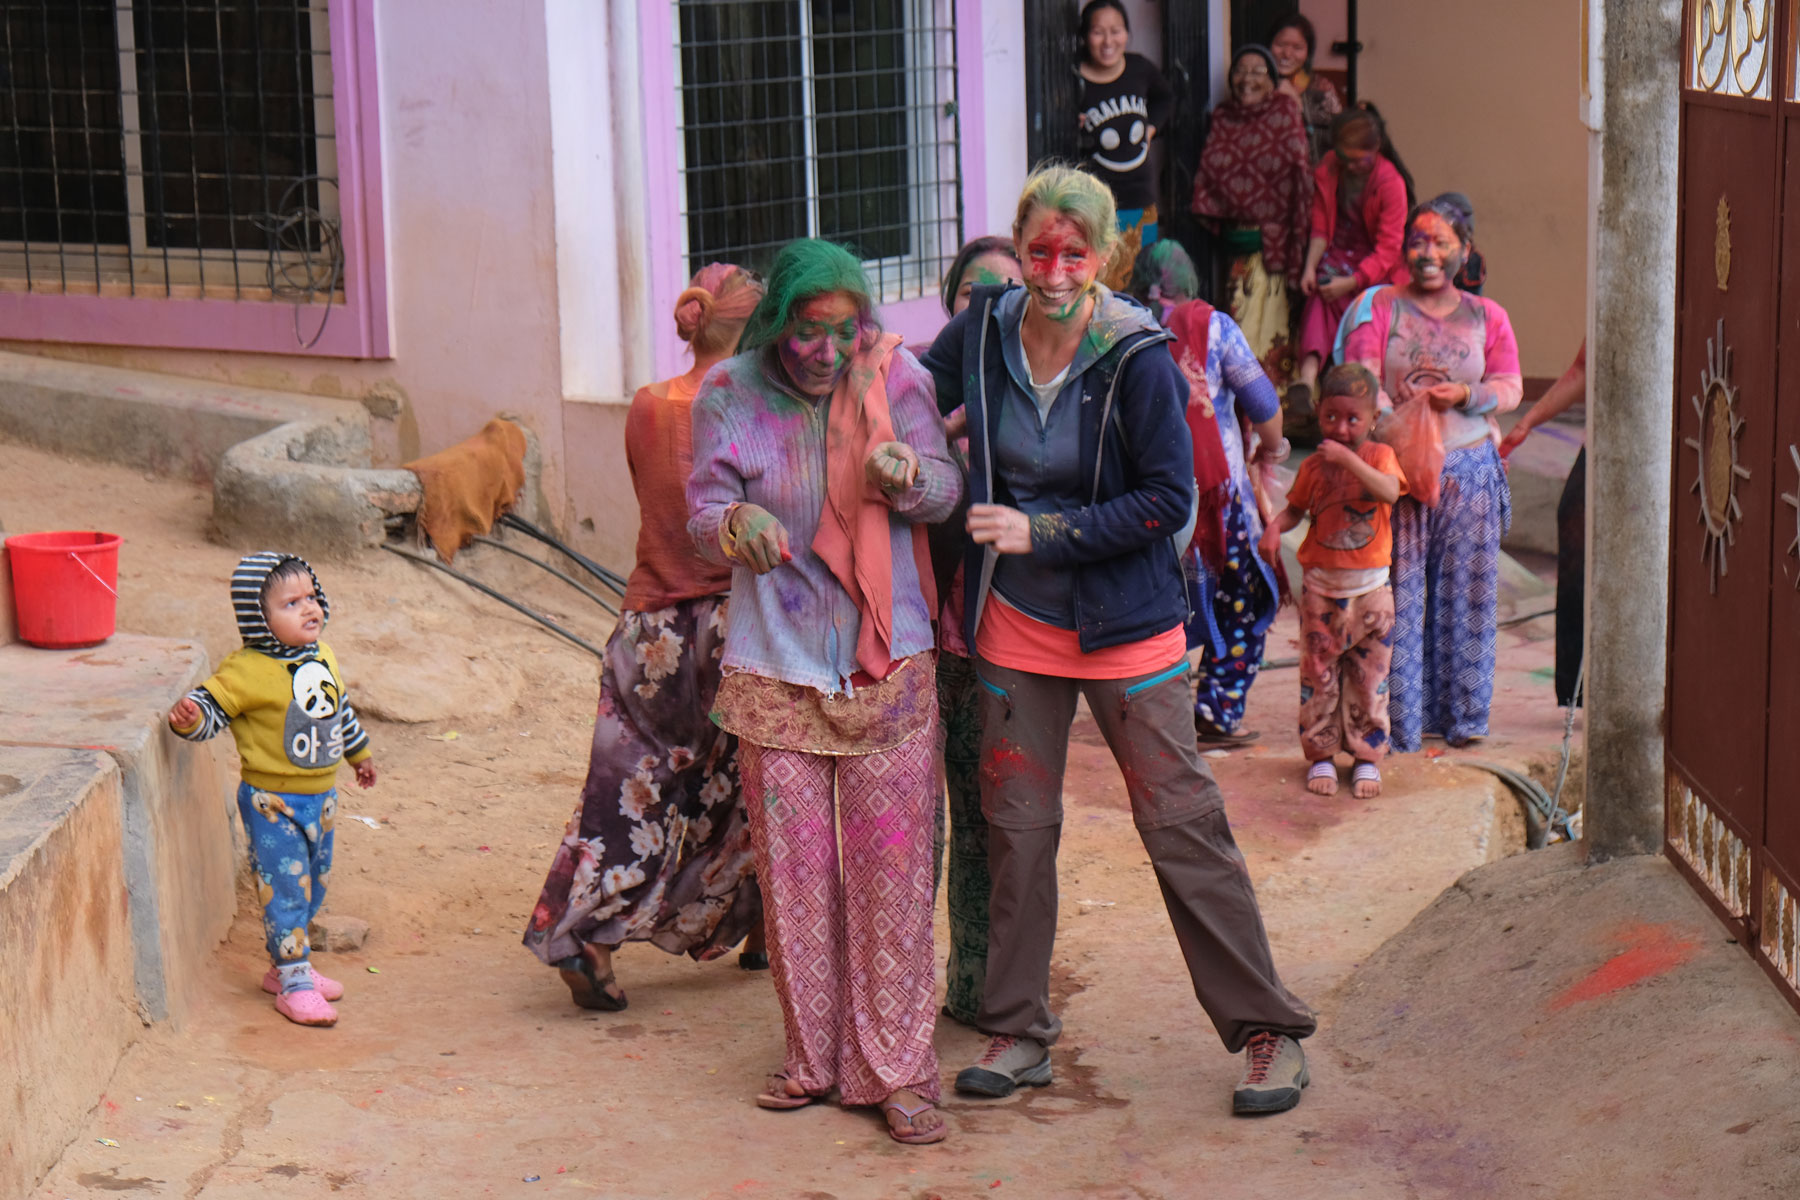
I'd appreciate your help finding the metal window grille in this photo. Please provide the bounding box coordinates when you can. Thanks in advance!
[0,1,341,302]
[673,0,962,304]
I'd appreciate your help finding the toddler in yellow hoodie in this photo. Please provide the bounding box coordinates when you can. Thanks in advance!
[169,551,376,1026]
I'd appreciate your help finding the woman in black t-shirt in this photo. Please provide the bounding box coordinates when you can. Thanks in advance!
[1075,0,1172,290]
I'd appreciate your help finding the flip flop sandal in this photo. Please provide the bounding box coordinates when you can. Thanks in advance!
[1352,761,1382,793]
[881,1097,948,1145]
[557,954,627,1012]
[755,1072,820,1110]
[1308,761,1339,790]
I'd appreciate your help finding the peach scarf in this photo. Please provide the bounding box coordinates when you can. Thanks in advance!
[811,332,936,682]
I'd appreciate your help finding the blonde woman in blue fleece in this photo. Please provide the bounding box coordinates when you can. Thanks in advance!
[169,551,376,1027]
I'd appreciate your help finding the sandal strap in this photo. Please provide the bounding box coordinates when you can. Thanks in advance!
[1307,760,1337,780]
[1352,761,1381,781]
[882,1098,934,1120]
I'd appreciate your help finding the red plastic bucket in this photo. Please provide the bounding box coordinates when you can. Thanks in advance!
[5,531,122,649]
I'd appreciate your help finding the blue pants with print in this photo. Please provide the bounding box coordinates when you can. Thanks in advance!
[236,781,336,965]
[1389,441,1512,751]
[1188,504,1272,736]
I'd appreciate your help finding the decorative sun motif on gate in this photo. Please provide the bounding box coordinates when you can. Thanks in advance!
[1685,318,1751,594]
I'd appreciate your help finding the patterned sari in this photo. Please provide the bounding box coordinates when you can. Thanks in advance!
[524,600,761,964]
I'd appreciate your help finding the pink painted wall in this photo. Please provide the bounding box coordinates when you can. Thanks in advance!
[1,0,574,543]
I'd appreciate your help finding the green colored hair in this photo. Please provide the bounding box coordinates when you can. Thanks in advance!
[739,239,878,352]
[1129,239,1199,305]
[1011,164,1119,266]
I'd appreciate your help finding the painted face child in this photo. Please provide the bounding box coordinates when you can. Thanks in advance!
[1316,372,1379,450]
[777,290,861,397]
[951,249,1020,316]
[1016,210,1102,322]
[1404,209,1467,293]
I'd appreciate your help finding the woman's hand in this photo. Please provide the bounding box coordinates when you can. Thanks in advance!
[967,504,1033,555]
[1425,382,1471,413]
[1300,271,1319,298]
[728,503,792,575]
[866,441,921,494]
[943,406,969,440]
[1320,274,1360,302]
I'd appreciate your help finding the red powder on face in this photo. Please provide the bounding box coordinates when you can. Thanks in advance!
[1547,922,1701,1012]
[1023,217,1094,286]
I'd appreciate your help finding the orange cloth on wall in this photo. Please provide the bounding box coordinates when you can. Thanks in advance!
[976,595,1187,681]
[404,418,528,563]
[621,376,733,611]
[1286,440,1409,571]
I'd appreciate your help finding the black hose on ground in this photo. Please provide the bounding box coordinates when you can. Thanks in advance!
[471,534,619,616]
[381,543,605,659]
[498,513,629,595]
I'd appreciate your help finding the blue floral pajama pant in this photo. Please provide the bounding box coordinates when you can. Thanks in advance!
[236,781,336,965]
[1389,441,1512,752]
[1189,503,1272,736]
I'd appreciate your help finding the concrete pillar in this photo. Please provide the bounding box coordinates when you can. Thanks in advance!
[1582,0,1680,859]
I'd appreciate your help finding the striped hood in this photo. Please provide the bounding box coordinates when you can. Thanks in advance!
[230,550,330,662]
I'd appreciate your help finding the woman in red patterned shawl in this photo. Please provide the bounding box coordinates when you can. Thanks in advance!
[1190,44,1312,402]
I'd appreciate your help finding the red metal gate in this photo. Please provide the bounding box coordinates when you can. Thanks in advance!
[1667,0,1800,1011]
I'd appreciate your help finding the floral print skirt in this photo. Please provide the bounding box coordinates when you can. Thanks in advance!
[523,597,762,965]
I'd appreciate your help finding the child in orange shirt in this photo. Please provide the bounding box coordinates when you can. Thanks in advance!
[1259,364,1408,798]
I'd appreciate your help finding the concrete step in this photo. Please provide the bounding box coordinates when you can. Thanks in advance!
[0,349,366,482]
[0,747,138,1200]
[0,635,240,1196]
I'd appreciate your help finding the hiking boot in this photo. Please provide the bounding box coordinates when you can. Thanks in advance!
[955,1035,1051,1097]
[1233,1032,1308,1114]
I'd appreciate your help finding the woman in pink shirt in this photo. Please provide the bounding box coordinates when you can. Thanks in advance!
[1341,199,1523,750]
[1291,106,1416,423]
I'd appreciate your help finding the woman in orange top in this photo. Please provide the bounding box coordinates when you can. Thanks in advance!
[523,264,766,1011]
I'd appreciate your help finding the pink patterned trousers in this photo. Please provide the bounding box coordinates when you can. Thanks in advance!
[737,729,941,1106]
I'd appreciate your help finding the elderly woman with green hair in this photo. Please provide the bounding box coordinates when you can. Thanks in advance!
[686,239,964,1146]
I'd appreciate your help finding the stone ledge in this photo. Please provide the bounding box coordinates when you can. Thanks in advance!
[212,418,423,559]
[0,747,139,1200]
[0,634,238,1025]
[0,349,366,483]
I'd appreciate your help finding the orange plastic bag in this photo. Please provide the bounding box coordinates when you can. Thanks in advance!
[1379,396,1445,507]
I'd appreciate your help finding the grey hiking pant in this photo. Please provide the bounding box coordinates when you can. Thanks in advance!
[973,655,1317,1054]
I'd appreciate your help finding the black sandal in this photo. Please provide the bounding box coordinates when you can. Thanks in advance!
[557,953,627,1012]
[739,950,770,971]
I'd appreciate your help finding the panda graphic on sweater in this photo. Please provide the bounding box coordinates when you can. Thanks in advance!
[284,658,347,768]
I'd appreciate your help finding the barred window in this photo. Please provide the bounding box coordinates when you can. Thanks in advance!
[673,0,962,304]
[0,0,340,302]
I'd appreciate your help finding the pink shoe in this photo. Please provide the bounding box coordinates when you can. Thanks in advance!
[273,987,338,1027]
[262,965,345,1002]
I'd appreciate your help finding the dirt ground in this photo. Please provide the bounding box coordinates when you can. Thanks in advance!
[6,442,1618,1199]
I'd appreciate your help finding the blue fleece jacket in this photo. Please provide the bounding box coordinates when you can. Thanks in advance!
[921,283,1197,655]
